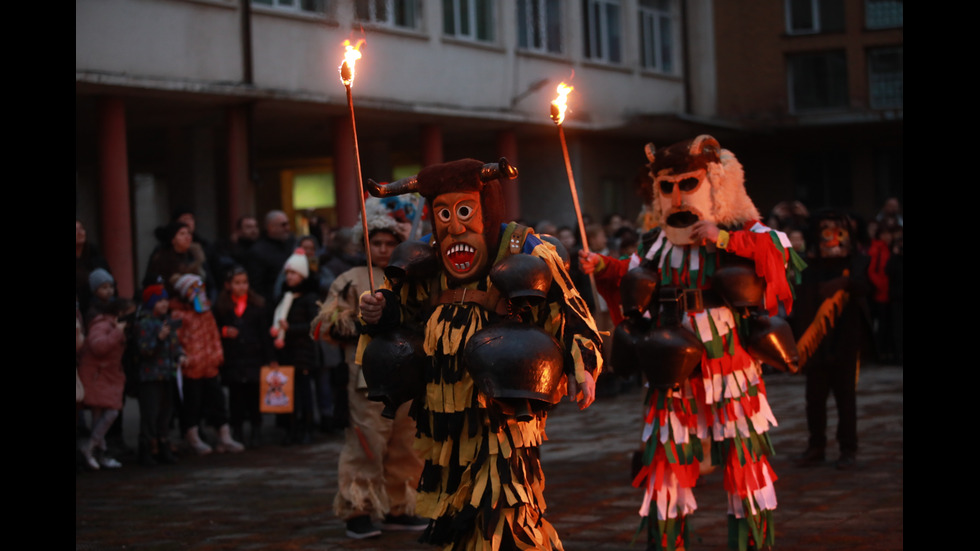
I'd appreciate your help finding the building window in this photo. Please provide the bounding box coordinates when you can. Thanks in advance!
[517,0,562,54]
[785,0,844,34]
[582,0,622,63]
[865,0,903,29]
[252,0,330,14]
[868,47,903,109]
[638,0,676,74]
[356,0,421,29]
[443,0,495,42]
[788,51,848,112]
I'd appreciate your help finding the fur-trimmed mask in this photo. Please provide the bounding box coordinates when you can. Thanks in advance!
[645,135,759,245]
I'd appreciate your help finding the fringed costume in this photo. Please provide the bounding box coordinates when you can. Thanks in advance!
[621,223,801,551]
[586,136,803,551]
[363,223,602,551]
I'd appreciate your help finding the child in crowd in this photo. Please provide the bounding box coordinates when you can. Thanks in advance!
[136,283,184,466]
[215,266,277,448]
[270,249,321,445]
[85,268,116,324]
[170,274,244,455]
[78,297,135,469]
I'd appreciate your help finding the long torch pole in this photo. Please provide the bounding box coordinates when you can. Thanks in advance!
[341,49,375,292]
[551,96,600,304]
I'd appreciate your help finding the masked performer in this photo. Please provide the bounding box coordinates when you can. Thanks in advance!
[580,136,804,551]
[792,210,871,471]
[358,158,603,551]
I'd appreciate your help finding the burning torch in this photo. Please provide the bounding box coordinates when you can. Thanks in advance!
[339,39,376,292]
[550,82,600,302]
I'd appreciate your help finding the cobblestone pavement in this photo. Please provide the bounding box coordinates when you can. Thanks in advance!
[76,364,903,550]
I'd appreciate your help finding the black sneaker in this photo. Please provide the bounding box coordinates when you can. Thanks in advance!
[381,514,429,531]
[345,515,381,539]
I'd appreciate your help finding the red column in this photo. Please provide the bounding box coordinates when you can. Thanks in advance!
[97,97,135,298]
[226,105,250,235]
[333,117,359,227]
[421,124,443,168]
[496,130,520,222]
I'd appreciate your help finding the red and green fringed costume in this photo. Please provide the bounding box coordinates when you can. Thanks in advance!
[596,221,804,551]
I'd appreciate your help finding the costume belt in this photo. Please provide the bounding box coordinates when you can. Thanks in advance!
[661,287,726,313]
[433,287,508,316]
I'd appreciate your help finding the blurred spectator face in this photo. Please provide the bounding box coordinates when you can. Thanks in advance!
[300,237,317,259]
[284,268,304,288]
[152,298,170,316]
[177,213,196,234]
[604,214,623,236]
[369,230,399,269]
[228,272,249,297]
[789,229,806,253]
[883,198,900,216]
[94,282,115,302]
[76,220,87,247]
[172,227,193,253]
[266,212,291,241]
[239,217,260,241]
[586,224,607,252]
[558,228,576,251]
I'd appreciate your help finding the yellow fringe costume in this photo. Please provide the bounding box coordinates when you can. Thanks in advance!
[359,223,602,551]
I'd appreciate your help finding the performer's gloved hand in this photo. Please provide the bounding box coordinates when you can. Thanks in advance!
[578,250,603,275]
[567,370,596,410]
[358,291,386,324]
[690,220,721,245]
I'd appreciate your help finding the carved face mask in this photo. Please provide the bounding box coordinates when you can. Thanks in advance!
[654,167,712,245]
[818,218,851,258]
[432,190,489,282]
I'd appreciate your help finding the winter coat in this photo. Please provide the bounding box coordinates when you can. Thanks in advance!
[170,300,224,380]
[214,291,276,384]
[78,314,127,409]
[273,280,321,373]
[136,312,184,383]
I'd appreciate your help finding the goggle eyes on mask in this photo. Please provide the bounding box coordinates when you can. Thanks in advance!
[658,176,700,195]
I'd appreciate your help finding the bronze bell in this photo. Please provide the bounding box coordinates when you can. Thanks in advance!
[712,255,766,311]
[489,254,553,309]
[384,241,439,288]
[610,316,651,379]
[464,322,564,421]
[634,288,705,390]
[745,312,800,373]
[621,267,659,317]
[360,326,427,419]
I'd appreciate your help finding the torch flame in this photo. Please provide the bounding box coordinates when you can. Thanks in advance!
[550,82,573,125]
[339,39,365,87]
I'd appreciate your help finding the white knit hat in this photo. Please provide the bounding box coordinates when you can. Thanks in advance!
[173,273,203,300]
[282,248,309,279]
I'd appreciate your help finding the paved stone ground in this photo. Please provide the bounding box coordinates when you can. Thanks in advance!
[76,364,902,550]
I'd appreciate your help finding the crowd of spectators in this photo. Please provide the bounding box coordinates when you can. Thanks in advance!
[75,207,372,470]
[76,196,903,471]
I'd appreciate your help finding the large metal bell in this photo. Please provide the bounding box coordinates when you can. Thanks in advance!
[489,254,553,302]
[360,326,427,419]
[621,267,659,317]
[464,322,564,421]
[633,324,705,389]
[712,255,766,310]
[384,241,439,286]
[610,317,651,379]
[746,313,800,373]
